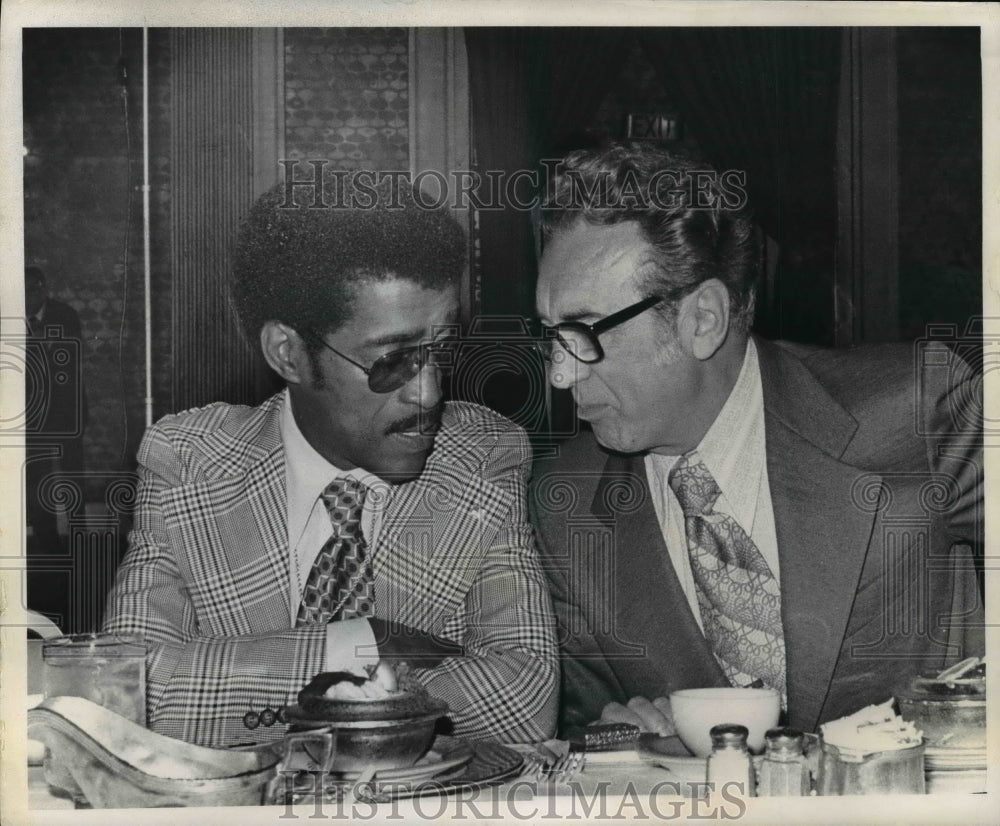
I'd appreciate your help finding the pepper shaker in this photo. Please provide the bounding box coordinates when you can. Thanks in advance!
[757,727,810,796]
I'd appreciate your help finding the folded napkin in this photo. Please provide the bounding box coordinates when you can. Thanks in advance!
[820,698,923,760]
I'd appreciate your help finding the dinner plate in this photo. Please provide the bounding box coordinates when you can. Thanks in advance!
[924,745,987,771]
[925,768,987,794]
[287,735,524,803]
[329,739,474,783]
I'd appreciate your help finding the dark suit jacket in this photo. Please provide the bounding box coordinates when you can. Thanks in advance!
[531,337,984,737]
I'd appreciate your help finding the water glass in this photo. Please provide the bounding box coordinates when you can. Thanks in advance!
[817,738,925,795]
[41,633,147,805]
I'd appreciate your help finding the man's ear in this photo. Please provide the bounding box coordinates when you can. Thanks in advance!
[678,279,731,361]
[260,321,310,385]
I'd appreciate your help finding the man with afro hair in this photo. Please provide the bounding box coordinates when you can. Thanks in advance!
[104,180,557,748]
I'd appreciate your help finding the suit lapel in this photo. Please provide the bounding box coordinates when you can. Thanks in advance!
[164,395,291,636]
[231,447,291,631]
[591,452,727,693]
[757,339,880,731]
[372,458,507,634]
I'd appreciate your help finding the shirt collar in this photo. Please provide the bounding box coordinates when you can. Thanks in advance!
[281,390,383,544]
[696,337,764,528]
[645,338,764,527]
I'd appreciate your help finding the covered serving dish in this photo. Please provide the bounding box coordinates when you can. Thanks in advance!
[284,670,449,772]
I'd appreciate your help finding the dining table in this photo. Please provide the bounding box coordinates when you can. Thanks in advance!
[24,737,735,816]
[22,737,993,825]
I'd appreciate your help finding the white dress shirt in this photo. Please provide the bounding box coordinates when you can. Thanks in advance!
[644,338,779,631]
[281,390,386,673]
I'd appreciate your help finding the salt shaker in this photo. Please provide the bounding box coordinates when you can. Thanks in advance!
[707,724,755,797]
[757,727,810,796]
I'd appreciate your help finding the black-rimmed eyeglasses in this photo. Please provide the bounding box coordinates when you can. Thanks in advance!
[319,337,455,394]
[536,294,664,364]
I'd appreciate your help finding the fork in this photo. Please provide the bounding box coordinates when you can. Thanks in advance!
[520,751,547,779]
[541,750,585,783]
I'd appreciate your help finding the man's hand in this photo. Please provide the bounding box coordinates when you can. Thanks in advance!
[368,617,464,667]
[599,696,675,737]
[368,660,398,692]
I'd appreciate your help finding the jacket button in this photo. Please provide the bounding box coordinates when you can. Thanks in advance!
[260,708,277,727]
[243,711,260,729]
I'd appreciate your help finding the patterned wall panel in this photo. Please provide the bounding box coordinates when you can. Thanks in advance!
[23,28,172,493]
[284,28,409,170]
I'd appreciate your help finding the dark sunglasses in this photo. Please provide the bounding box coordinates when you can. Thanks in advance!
[319,336,456,393]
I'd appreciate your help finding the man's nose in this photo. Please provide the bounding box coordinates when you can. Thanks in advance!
[400,362,443,409]
[546,345,587,390]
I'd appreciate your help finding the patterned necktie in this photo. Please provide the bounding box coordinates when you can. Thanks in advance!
[668,452,787,694]
[296,477,374,626]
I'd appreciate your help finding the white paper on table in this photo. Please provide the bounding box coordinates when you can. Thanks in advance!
[820,698,923,759]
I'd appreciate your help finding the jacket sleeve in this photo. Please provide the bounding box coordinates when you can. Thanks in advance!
[920,342,985,655]
[408,425,559,743]
[919,342,983,552]
[529,460,626,738]
[102,423,327,747]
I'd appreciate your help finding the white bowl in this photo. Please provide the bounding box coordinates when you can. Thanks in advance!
[669,687,781,757]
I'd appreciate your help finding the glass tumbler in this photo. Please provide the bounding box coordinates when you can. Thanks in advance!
[41,633,147,805]
[817,739,925,795]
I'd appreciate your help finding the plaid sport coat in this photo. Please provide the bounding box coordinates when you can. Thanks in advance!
[103,392,558,747]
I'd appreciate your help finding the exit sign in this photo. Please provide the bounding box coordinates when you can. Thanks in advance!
[627,114,682,141]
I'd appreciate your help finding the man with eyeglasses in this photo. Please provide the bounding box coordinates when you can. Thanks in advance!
[530,143,983,739]
[102,183,557,747]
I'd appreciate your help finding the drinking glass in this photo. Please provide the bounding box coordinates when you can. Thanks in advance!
[816,739,925,795]
[41,633,147,805]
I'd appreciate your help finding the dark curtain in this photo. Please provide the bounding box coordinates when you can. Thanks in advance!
[532,29,632,158]
[637,28,841,245]
[464,28,626,438]
[464,27,844,426]
[465,29,634,439]
[465,27,636,319]
[462,29,543,431]
[637,28,842,341]
[465,28,539,320]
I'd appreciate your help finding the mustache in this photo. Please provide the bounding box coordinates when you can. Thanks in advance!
[386,406,444,435]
